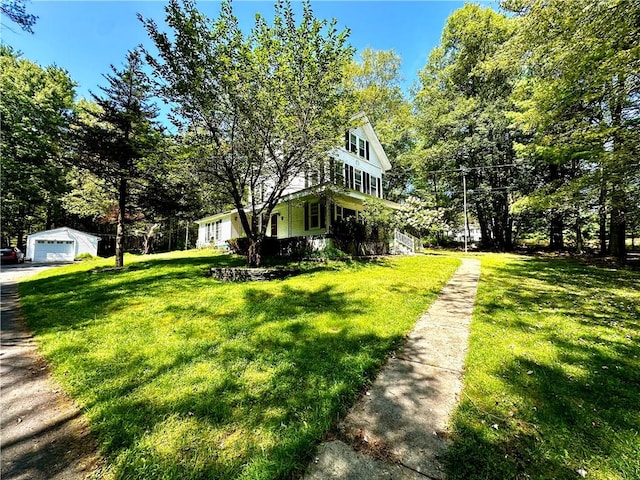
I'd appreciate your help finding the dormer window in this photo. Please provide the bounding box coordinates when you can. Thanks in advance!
[346,132,370,160]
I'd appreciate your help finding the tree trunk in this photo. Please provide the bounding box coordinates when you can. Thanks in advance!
[142,223,160,254]
[549,212,564,250]
[16,230,24,252]
[247,235,263,267]
[609,204,626,259]
[477,210,491,249]
[607,76,626,261]
[575,213,583,254]
[599,172,608,256]
[45,204,53,231]
[115,176,127,268]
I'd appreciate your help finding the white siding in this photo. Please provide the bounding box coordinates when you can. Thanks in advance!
[194,117,396,243]
[196,214,243,247]
[26,227,99,262]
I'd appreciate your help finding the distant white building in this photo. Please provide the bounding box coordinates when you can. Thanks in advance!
[26,227,100,262]
[450,224,482,243]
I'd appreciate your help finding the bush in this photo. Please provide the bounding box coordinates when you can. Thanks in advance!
[75,253,94,261]
[276,236,316,260]
[309,244,349,260]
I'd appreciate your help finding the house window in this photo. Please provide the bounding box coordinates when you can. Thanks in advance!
[370,176,378,197]
[330,157,344,185]
[214,220,221,240]
[306,160,327,187]
[349,133,358,154]
[344,165,354,190]
[305,202,326,230]
[310,203,320,228]
[343,208,357,220]
[354,169,362,192]
[346,131,370,160]
[270,214,278,237]
[333,205,357,223]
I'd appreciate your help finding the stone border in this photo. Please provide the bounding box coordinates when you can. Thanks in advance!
[210,267,300,282]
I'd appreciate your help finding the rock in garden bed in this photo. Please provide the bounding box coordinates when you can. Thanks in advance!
[210,266,300,282]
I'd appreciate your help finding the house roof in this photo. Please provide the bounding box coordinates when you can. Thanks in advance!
[27,227,102,241]
[279,184,402,209]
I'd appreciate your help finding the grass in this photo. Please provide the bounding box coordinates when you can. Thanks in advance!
[18,249,460,480]
[445,253,640,480]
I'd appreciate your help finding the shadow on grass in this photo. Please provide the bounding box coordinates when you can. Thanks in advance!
[445,256,640,479]
[17,252,419,479]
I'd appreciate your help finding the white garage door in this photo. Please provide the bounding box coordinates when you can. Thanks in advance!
[34,240,75,262]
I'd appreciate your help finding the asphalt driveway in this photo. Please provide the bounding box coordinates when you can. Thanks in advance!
[1,262,100,479]
[0,261,71,283]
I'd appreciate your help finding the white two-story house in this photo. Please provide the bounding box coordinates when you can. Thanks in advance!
[195,115,401,249]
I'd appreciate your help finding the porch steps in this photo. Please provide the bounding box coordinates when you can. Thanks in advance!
[393,230,422,255]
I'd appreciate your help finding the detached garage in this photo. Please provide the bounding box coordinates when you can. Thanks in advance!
[26,227,100,263]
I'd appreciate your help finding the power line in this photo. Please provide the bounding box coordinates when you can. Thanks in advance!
[425,164,517,175]
[424,163,516,252]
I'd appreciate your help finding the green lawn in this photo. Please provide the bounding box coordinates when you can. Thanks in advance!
[18,250,460,480]
[445,254,640,480]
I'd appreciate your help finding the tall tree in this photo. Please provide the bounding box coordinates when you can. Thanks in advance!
[413,4,520,249]
[503,0,640,258]
[141,0,353,266]
[72,51,162,267]
[0,46,75,248]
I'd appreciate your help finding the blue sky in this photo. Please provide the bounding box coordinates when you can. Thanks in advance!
[2,1,496,101]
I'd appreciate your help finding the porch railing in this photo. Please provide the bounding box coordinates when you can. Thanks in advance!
[394,230,422,255]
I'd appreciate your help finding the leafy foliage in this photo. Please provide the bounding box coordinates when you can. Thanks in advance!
[413,4,522,250]
[0,45,75,248]
[1,0,37,33]
[398,195,448,242]
[141,0,354,266]
[502,0,640,256]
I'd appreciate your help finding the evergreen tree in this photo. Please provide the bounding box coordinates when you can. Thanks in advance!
[72,50,162,267]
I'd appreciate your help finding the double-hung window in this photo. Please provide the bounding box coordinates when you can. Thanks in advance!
[370,176,378,197]
[310,203,320,229]
[346,132,370,160]
[354,169,362,192]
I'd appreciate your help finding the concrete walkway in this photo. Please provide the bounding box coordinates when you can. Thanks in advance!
[1,267,99,480]
[305,257,481,479]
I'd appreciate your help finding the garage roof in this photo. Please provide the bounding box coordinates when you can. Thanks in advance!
[27,227,101,240]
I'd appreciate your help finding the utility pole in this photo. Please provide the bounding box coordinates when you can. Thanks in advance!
[425,163,515,251]
[461,167,469,253]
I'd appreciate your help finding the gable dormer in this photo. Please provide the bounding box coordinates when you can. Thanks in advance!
[283,114,392,198]
[342,114,392,173]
